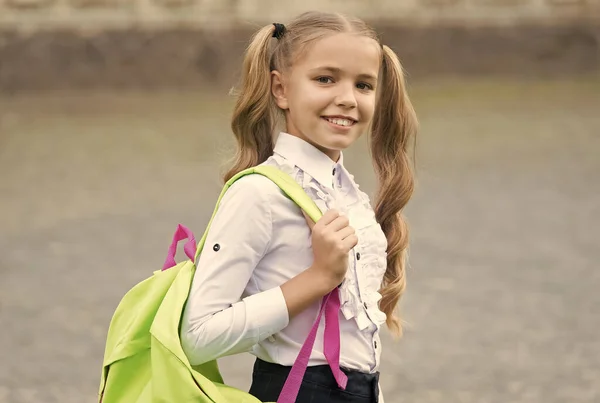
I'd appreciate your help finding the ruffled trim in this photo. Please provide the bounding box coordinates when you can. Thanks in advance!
[266,156,389,331]
[338,218,388,330]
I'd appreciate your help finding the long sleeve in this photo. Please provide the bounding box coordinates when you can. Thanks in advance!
[180,175,290,366]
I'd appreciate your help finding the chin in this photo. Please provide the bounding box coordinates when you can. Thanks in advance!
[328,134,356,147]
[322,141,351,154]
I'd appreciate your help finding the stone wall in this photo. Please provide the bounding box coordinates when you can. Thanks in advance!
[0,0,598,29]
[0,0,599,91]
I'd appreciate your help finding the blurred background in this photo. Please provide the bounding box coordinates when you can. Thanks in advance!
[1,1,599,402]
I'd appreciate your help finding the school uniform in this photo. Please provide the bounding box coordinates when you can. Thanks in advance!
[181,132,388,402]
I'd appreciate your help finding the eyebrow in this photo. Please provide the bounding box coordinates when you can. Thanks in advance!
[309,66,378,82]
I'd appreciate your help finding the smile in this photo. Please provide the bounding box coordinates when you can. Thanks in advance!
[322,116,357,127]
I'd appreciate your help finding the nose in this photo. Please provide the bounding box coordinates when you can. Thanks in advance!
[334,82,357,109]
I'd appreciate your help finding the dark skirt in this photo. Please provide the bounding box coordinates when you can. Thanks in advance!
[248,358,380,403]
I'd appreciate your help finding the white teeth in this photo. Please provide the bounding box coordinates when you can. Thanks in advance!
[326,118,353,127]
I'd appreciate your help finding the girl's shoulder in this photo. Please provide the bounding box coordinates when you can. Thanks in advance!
[224,157,303,211]
[262,154,297,178]
[226,160,294,203]
[227,171,282,199]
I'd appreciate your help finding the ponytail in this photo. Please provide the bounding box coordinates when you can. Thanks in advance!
[371,45,418,337]
[224,24,279,183]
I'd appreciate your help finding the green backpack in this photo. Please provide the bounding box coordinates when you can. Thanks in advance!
[98,165,345,403]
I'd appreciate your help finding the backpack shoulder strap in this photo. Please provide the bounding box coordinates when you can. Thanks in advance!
[194,165,322,262]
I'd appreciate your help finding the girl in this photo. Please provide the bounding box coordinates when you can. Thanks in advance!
[180,11,417,403]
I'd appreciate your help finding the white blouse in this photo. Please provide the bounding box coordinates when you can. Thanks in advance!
[180,132,389,378]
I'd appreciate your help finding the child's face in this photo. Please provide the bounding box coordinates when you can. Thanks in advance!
[272,32,381,161]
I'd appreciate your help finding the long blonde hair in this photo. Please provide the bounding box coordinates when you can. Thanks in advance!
[225,11,418,337]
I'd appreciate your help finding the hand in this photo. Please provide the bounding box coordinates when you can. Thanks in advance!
[303,209,358,290]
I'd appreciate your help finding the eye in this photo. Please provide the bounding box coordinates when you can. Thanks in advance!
[356,82,374,91]
[316,76,334,84]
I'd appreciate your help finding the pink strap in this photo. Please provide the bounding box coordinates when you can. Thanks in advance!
[277,288,347,403]
[162,224,197,271]
[323,288,348,390]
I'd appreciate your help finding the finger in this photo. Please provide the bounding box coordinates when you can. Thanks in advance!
[342,234,359,250]
[328,214,351,232]
[302,210,316,230]
[337,226,356,240]
[319,209,340,226]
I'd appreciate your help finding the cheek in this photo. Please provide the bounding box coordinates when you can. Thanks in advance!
[294,89,331,115]
[290,81,311,103]
[305,85,332,104]
[359,95,377,122]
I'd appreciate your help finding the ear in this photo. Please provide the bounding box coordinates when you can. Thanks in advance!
[271,70,289,110]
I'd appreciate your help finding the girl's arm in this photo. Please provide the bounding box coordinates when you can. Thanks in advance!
[180,175,329,366]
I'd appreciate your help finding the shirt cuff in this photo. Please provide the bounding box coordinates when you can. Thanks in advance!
[243,286,289,339]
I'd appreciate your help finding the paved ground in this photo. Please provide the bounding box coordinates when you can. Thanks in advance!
[1,77,599,402]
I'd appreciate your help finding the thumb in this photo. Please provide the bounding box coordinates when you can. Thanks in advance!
[301,210,316,230]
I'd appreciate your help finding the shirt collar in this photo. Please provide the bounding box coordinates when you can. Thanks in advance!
[273,132,344,189]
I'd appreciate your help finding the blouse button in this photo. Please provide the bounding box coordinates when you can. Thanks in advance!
[356,252,361,260]
[213,243,220,252]
[332,167,336,175]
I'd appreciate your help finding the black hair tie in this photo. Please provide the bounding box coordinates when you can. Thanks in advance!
[272,23,286,39]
